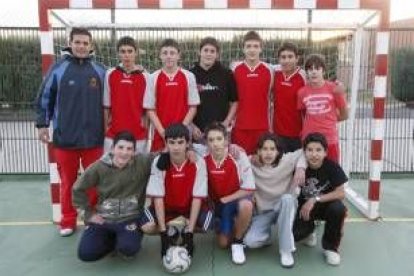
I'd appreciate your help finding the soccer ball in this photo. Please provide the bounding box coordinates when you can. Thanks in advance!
[162,246,192,274]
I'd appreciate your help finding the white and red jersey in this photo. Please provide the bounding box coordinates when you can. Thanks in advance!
[205,151,255,202]
[231,61,273,130]
[297,81,347,145]
[143,68,200,128]
[273,65,306,138]
[103,66,150,140]
[146,156,207,215]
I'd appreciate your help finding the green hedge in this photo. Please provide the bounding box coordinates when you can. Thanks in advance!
[391,48,414,102]
[0,35,338,105]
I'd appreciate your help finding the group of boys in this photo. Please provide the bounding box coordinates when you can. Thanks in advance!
[36,27,348,268]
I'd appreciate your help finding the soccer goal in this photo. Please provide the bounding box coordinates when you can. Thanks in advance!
[38,0,390,222]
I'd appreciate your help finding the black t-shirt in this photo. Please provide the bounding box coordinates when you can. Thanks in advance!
[190,62,238,131]
[299,159,348,202]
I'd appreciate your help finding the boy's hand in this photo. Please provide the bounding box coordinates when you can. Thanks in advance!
[300,198,316,221]
[333,80,345,94]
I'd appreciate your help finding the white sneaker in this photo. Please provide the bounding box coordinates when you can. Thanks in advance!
[231,243,246,265]
[280,251,294,268]
[59,228,74,237]
[324,250,341,266]
[303,232,317,247]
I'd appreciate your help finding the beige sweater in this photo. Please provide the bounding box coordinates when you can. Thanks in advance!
[252,149,305,213]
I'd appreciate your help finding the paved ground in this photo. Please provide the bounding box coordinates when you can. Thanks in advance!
[0,176,413,276]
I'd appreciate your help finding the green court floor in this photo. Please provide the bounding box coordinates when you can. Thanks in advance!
[0,176,413,276]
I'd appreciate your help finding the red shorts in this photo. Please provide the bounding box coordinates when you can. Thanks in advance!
[231,129,268,155]
[327,143,340,163]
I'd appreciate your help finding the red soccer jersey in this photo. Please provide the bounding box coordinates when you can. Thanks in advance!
[146,156,207,215]
[273,66,306,137]
[164,161,198,214]
[205,152,256,202]
[144,68,199,151]
[104,66,149,140]
[297,81,347,145]
[232,62,273,130]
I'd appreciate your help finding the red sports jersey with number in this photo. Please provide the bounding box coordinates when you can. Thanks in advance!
[204,152,255,203]
[232,62,273,130]
[146,156,207,215]
[273,65,306,137]
[143,68,200,151]
[103,66,149,140]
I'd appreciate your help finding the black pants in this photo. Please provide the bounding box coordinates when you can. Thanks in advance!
[277,135,302,153]
[293,200,347,251]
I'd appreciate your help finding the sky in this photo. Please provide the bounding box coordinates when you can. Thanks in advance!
[0,0,413,27]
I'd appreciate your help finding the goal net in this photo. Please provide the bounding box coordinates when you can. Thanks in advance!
[39,1,390,221]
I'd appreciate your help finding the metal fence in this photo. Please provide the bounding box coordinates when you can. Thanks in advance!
[0,27,413,173]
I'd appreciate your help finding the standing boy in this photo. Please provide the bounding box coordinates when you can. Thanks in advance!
[204,122,255,264]
[190,37,238,142]
[231,31,273,155]
[36,27,106,236]
[297,54,348,162]
[144,39,200,152]
[273,42,307,152]
[104,36,150,153]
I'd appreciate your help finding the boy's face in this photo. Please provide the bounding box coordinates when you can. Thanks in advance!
[278,50,298,74]
[70,34,92,59]
[118,45,137,67]
[111,140,135,168]
[206,130,227,158]
[305,141,327,169]
[199,44,218,68]
[243,39,262,63]
[159,46,180,69]
[306,65,325,84]
[258,140,278,166]
[166,137,188,161]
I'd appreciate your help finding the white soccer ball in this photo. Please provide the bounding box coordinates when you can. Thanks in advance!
[162,246,192,274]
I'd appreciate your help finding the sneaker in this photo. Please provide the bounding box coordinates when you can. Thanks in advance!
[324,250,341,266]
[280,251,294,268]
[59,228,74,237]
[303,232,317,247]
[231,243,246,265]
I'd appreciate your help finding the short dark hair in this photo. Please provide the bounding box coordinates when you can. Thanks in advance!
[117,36,137,51]
[165,123,190,142]
[304,54,326,71]
[159,38,180,53]
[69,27,92,42]
[303,132,328,151]
[256,132,284,167]
[204,122,228,139]
[277,42,299,57]
[242,31,262,47]
[113,131,136,150]
[199,36,220,53]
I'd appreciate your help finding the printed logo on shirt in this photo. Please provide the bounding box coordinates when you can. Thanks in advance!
[303,94,333,115]
[281,81,292,87]
[210,169,225,175]
[166,81,178,86]
[247,73,258,78]
[125,223,138,231]
[120,79,133,84]
[198,83,219,93]
[68,80,75,86]
[172,173,185,178]
[89,77,98,88]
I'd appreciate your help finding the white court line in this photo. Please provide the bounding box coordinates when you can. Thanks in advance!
[1,218,414,226]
